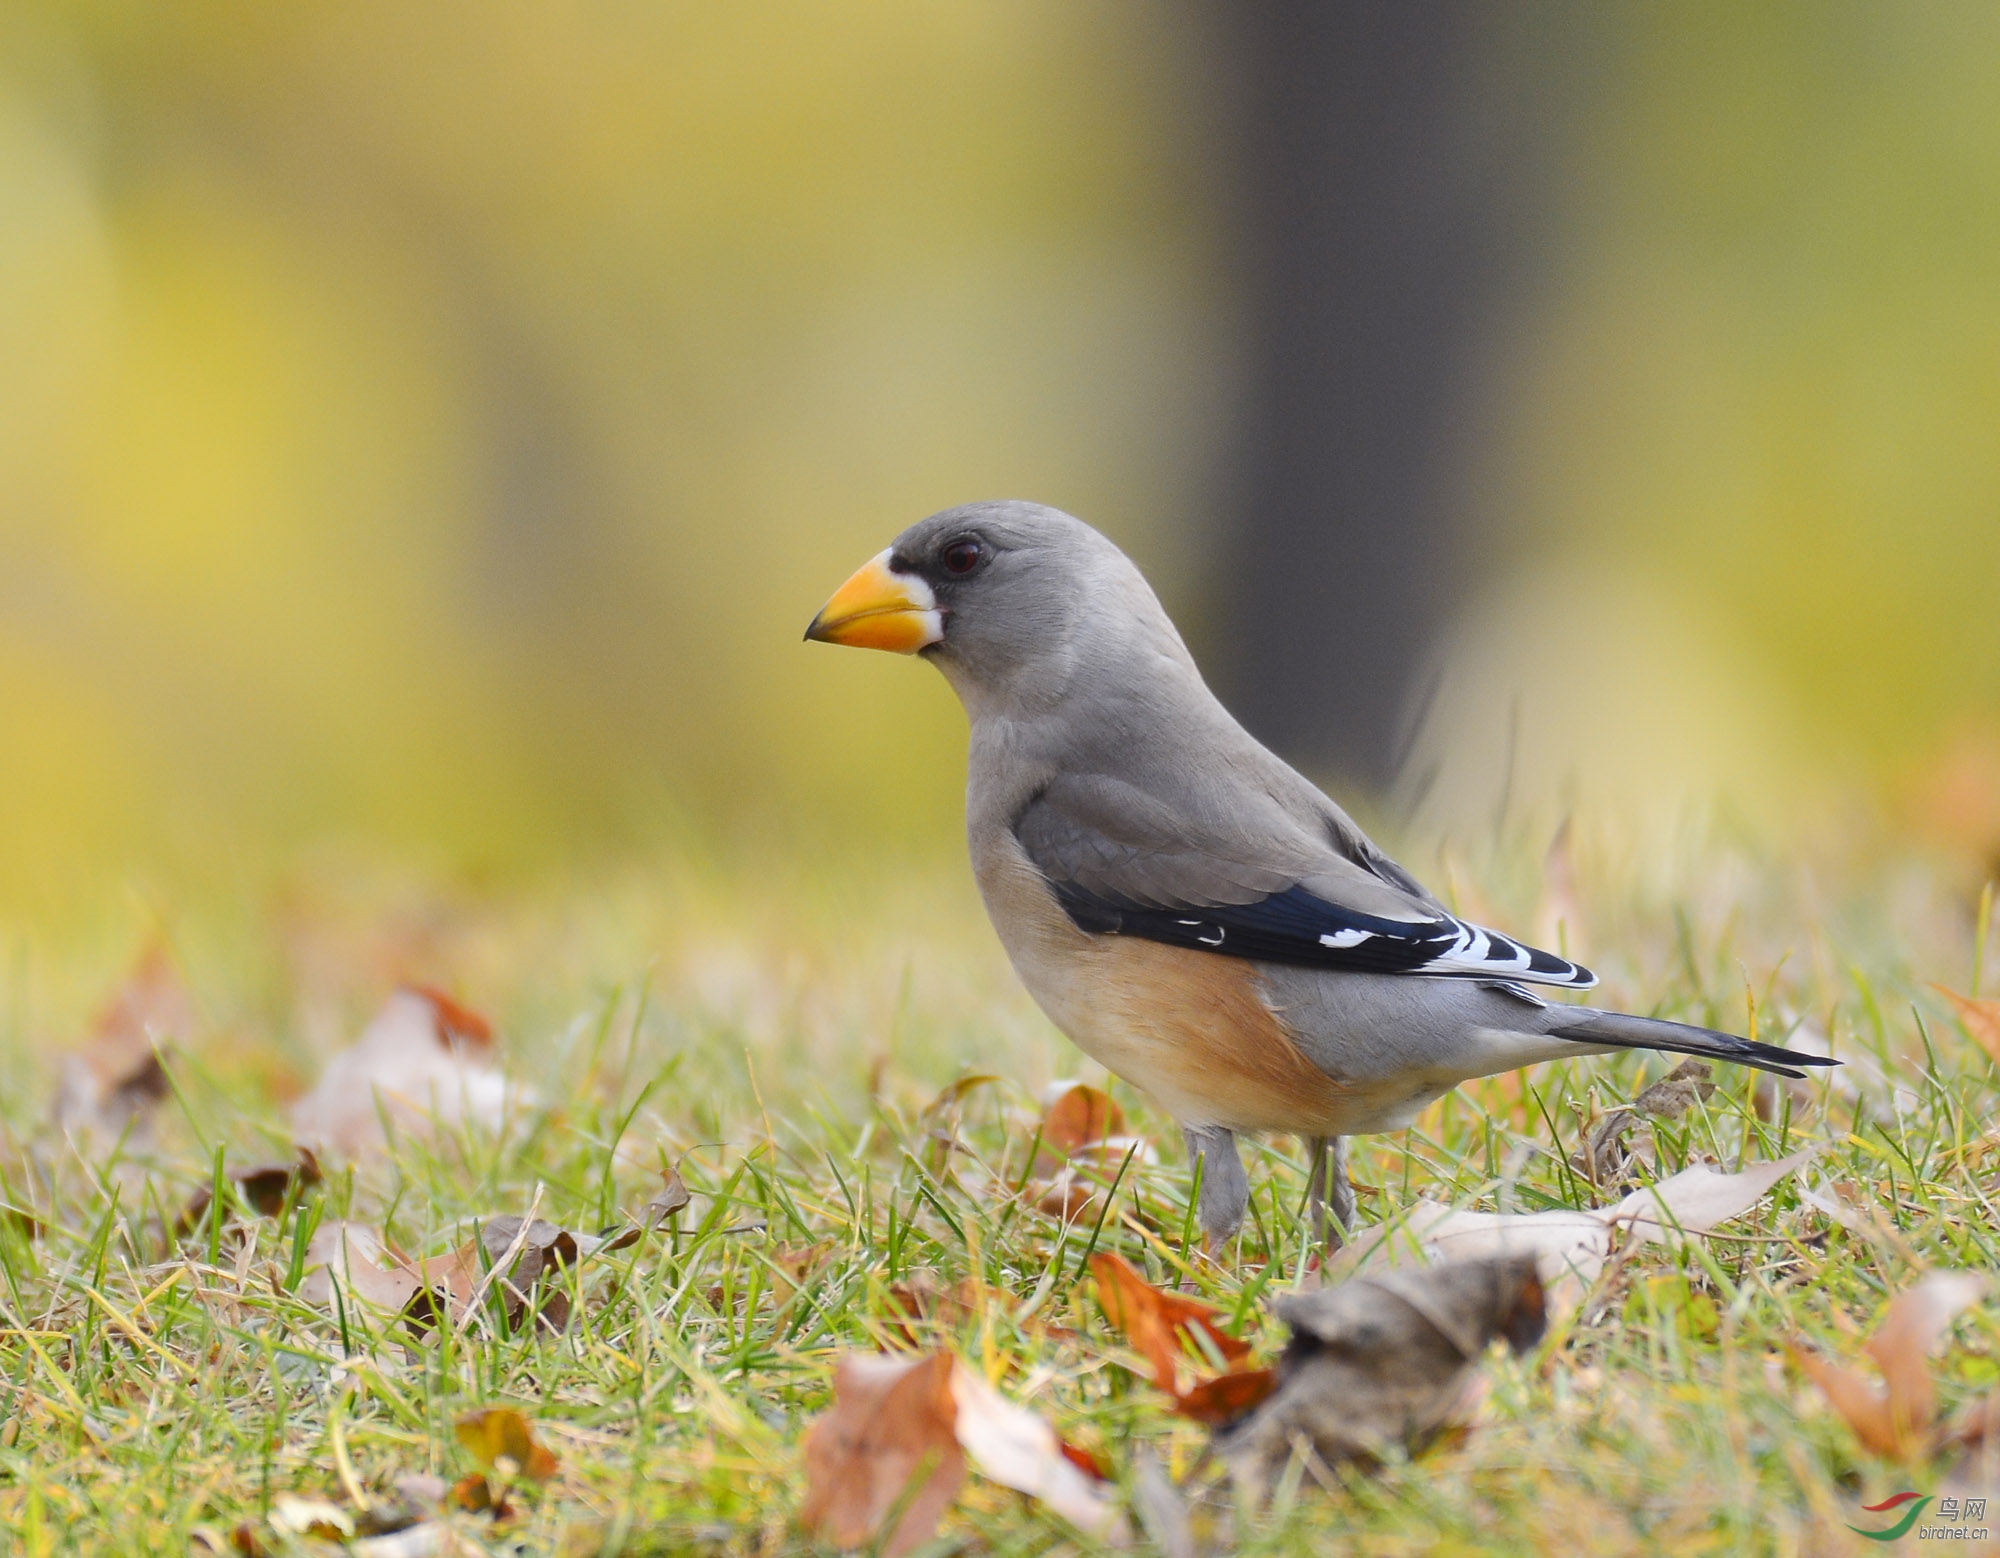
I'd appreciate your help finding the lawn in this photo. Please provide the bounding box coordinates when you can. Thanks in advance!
[1,820,1995,1555]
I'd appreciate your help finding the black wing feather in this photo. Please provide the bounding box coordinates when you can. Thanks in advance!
[1047,880,1598,988]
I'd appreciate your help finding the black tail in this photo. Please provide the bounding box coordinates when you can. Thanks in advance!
[1552,1010,1840,1081]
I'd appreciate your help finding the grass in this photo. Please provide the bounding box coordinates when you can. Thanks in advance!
[0,820,1996,1555]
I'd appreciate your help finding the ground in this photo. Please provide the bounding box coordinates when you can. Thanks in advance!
[0,818,1994,1555]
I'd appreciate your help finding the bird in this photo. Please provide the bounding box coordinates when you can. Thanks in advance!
[804,501,1836,1250]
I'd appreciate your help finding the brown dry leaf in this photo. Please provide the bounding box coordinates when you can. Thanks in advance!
[55,943,192,1149]
[297,1214,598,1336]
[1575,1060,1715,1188]
[1935,985,2000,1066]
[769,1239,837,1304]
[1041,1083,1125,1158]
[595,1165,692,1253]
[1215,1254,1546,1499]
[800,1351,1124,1555]
[1029,1084,1152,1220]
[291,986,530,1158]
[800,1352,965,1558]
[1345,1152,1809,1315]
[296,1220,424,1315]
[454,1406,560,1481]
[1789,1271,1989,1459]
[178,1150,322,1236]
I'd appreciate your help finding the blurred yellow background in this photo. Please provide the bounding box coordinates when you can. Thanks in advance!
[2,2,1998,917]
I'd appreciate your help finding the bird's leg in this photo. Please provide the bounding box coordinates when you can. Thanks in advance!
[1181,1125,1248,1255]
[1306,1135,1356,1253]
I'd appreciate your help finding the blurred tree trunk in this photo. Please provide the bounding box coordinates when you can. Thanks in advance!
[1203,1,1566,794]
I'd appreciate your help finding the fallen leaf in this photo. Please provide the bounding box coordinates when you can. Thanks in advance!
[800,1352,965,1558]
[1091,1252,1272,1422]
[595,1165,692,1253]
[1344,1152,1809,1314]
[296,1220,424,1315]
[946,1362,1127,1541]
[1789,1272,1989,1458]
[178,1150,323,1236]
[1040,1082,1125,1157]
[1935,985,2000,1066]
[351,1526,454,1558]
[55,943,191,1149]
[268,1493,353,1539]
[1575,1060,1715,1188]
[297,1215,587,1335]
[1091,1252,1251,1386]
[292,986,530,1158]
[800,1351,1125,1555]
[455,1407,560,1481]
[1215,1255,1546,1499]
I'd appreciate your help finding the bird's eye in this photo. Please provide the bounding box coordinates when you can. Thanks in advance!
[942,539,983,575]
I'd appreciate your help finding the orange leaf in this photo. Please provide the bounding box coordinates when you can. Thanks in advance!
[454,1407,560,1482]
[1787,1342,1904,1458]
[1790,1272,1988,1459]
[1934,985,2000,1066]
[1090,1251,1252,1392]
[1173,1366,1279,1425]
[1042,1084,1125,1157]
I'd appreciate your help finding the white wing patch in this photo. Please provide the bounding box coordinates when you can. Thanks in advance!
[1318,928,1375,949]
[1413,917,1596,988]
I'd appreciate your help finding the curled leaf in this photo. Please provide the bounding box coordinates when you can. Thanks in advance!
[1345,1152,1808,1315]
[1216,1255,1546,1499]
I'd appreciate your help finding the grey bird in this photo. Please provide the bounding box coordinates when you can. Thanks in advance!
[805,501,1834,1249]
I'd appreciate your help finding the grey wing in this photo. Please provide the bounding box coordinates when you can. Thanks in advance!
[1014,773,1598,988]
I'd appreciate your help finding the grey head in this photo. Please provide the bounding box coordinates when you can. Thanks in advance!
[805,499,1199,723]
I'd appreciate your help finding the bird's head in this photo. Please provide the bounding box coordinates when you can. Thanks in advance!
[805,501,1184,716]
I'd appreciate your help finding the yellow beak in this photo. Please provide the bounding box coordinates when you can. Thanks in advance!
[803,549,943,654]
